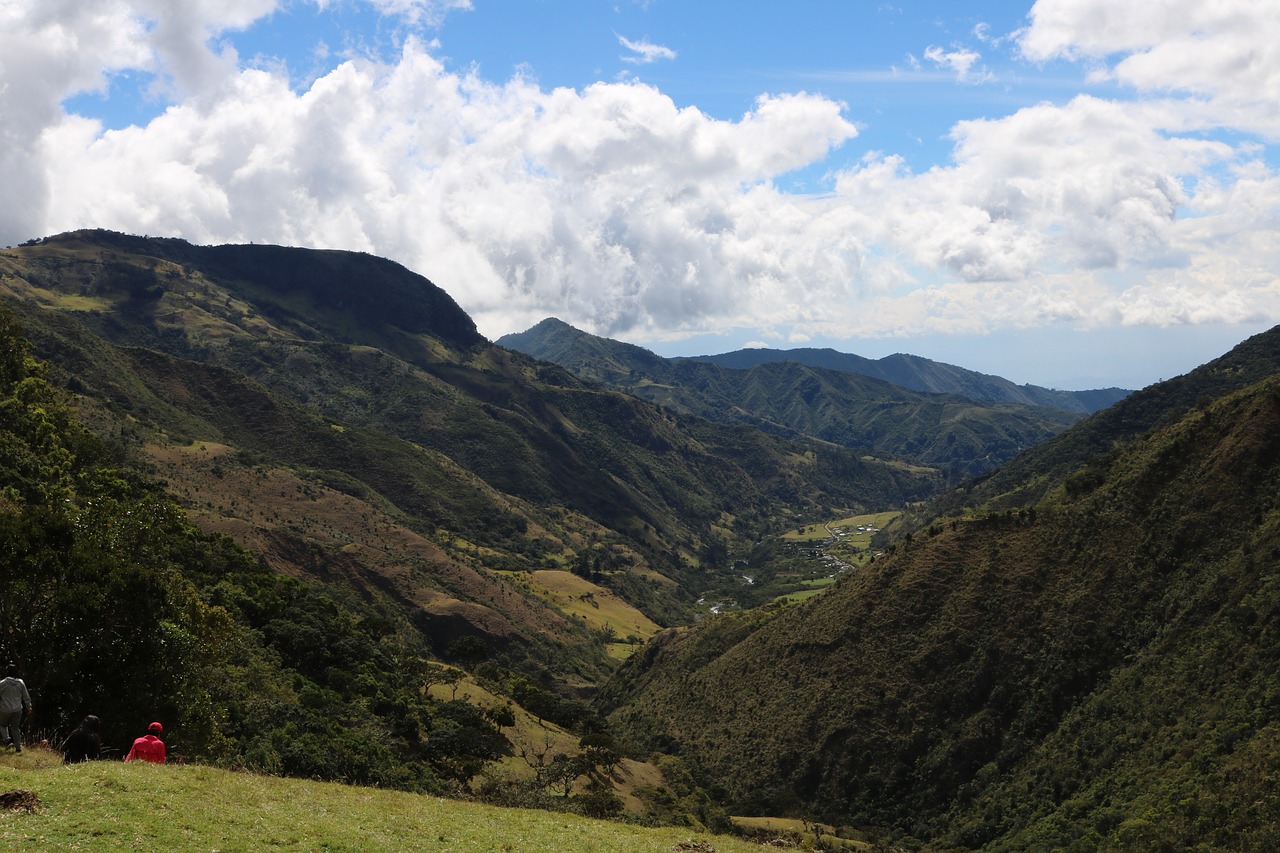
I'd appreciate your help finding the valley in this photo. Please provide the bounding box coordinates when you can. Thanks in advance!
[0,231,1277,850]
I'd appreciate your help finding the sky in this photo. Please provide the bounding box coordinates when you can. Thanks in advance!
[3,1,1278,390]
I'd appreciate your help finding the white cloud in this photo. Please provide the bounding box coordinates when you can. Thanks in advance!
[362,0,473,27]
[1020,0,1280,137]
[2,0,1278,356]
[618,35,677,65]
[922,45,990,83]
[821,90,1277,336]
[35,39,861,341]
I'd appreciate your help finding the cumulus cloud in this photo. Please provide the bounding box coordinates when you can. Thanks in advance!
[824,88,1275,335]
[2,0,1278,350]
[618,35,677,65]
[1020,0,1280,137]
[36,37,860,339]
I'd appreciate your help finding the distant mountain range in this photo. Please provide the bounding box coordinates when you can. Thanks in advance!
[684,345,1130,414]
[499,318,1128,479]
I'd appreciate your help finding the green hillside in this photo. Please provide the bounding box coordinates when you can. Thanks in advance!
[932,323,1280,515]
[0,231,930,836]
[8,229,1277,850]
[599,365,1280,850]
[499,317,1082,480]
[0,306,527,792]
[0,748,766,852]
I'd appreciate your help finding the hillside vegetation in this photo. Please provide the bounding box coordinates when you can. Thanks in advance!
[0,230,943,823]
[600,358,1280,850]
[0,306,532,792]
[0,231,936,689]
[499,318,1085,480]
[929,324,1280,516]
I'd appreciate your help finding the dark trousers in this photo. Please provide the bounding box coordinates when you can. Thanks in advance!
[0,710,22,750]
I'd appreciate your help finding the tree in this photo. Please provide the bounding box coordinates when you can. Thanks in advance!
[446,635,489,669]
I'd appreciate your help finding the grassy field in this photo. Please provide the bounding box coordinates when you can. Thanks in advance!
[0,748,771,852]
[730,816,872,850]
[518,570,661,656]
[782,511,898,569]
[775,578,836,604]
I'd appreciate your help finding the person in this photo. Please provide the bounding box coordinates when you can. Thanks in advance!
[0,663,32,752]
[62,715,102,763]
[124,721,166,764]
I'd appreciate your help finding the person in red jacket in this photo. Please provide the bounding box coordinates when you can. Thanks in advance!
[124,721,166,763]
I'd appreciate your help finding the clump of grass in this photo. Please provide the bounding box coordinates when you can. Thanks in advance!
[0,748,766,852]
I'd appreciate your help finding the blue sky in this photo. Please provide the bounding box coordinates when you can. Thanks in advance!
[6,1,1279,389]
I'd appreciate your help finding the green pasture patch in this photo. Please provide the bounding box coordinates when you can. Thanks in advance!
[0,749,765,852]
[777,588,826,604]
[829,510,898,531]
[774,577,838,604]
[797,578,836,591]
[525,570,661,641]
[781,524,831,542]
[606,641,641,660]
[49,293,116,311]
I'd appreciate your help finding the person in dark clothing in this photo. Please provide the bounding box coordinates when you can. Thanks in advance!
[62,715,102,763]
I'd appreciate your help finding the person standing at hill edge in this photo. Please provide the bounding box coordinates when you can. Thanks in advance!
[0,663,32,752]
[124,721,166,763]
[62,715,102,763]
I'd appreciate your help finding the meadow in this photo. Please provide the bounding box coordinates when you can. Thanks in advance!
[0,748,768,852]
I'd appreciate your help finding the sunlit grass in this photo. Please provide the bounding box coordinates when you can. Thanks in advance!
[0,748,767,852]
[523,570,660,641]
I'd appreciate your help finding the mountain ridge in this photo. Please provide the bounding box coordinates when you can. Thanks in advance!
[501,317,1130,413]
[499,317,1089,480]
[685,343,1129,413]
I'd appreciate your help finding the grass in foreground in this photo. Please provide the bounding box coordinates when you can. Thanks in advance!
[0,748,768,852]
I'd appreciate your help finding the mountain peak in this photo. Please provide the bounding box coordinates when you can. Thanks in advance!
[35,230,486,352]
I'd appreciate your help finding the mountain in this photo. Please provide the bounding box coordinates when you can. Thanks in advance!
[687,345,1130,414]
[597,333,1280,849]
[0,303,518,791]
[499,318,1083,480]
[0,230,937,689]
[932,323,1280,515]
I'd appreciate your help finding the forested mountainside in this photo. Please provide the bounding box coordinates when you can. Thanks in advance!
[0,230,936,689]
[499,317,1082,480]
[687,345,1129,414]
[0,307,513,791]
[598,341,1280,850]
